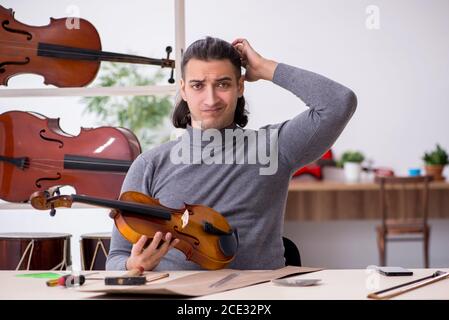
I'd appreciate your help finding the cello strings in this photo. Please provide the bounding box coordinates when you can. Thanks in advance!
[26,158,130,174]
[0,157,131,172]
[21,163,127,175]
[32,158,132,167]
[0,40,167,65]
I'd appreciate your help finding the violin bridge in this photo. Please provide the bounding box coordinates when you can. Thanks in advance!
[181,209,189,229]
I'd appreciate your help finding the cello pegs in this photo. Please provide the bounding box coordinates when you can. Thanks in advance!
[165,46,173,58]
[168,68,175,84]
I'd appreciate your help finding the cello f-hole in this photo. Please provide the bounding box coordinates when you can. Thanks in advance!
[0,57,30,74]
[35,173,62,188]
[39,129,64,148]
[2,20,32,40]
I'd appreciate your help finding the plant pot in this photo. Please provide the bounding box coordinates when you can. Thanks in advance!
[425,165,445,181]
[344,162,362,182]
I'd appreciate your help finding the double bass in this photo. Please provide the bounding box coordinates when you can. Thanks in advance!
[0,110,141,202]
[30,187,239,270]
[0,5,175,87]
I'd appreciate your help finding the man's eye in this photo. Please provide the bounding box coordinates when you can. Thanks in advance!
[217,82,230,88]
[192,84,203,89]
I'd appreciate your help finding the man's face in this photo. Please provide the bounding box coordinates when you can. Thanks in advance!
[180,58,244,130]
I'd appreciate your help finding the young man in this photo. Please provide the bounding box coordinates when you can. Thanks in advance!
[106,37,357,271]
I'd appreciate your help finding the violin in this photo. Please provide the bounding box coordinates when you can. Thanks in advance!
[30,187,239,270]
[0,5,175,87]
[0,110,141,202]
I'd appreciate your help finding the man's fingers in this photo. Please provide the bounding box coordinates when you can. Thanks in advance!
[231,38,245,46]
[131,235,148,256]
[154,235,179,260]
[153,233,173,258]
[170,238,180,250]
[145,231,163,254]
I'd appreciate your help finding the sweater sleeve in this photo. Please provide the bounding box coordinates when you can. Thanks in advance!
[105,155,153,270]
[269,63,357,171]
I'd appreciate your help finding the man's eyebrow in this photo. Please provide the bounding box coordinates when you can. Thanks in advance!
[215,76,233,82]
[188,76,233,84]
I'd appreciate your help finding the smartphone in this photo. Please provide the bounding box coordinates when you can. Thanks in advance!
[377,266,413,276]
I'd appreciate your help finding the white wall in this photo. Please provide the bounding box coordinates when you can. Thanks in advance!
[1,0,448,270]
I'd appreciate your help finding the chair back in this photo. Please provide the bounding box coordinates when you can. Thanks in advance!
[282,237,301,266]
[374,176,432,228]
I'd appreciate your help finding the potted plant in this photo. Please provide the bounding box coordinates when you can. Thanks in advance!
[422,144,448,181]
[81,62,173,150]
[338,151,365,182]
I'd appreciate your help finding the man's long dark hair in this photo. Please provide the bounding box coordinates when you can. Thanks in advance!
[172,36,249,128]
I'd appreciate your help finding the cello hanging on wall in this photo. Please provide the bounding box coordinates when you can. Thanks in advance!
[0,110,141,203]
[0,5,175,87]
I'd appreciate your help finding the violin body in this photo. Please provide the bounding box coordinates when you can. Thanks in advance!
[30,189,239,270]
[0,111,141,202]
[114,192,238,270]
[0,6,101,87]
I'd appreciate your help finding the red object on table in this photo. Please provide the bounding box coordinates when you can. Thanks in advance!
[292,149,335,180]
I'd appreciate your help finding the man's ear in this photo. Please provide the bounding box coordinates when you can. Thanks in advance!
[180,78,187,101]
[238,76,245,97]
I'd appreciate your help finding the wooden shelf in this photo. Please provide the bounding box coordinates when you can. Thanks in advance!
[0,201,104,211]
[289,179,449,191]
[0,85,176,98]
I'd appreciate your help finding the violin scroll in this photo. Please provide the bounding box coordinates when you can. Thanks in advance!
[30,186,74,215]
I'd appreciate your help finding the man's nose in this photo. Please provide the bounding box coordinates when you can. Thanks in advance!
[204,86,219,106]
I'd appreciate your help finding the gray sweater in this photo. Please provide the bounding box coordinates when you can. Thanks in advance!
[106,63,357,271]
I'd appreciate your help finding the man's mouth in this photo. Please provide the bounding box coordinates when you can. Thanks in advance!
[201,107,223,113]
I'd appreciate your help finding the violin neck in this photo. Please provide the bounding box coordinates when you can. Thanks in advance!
[70,194,171,221]
[38,42,167,67]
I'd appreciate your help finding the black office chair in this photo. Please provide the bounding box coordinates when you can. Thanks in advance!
[282,237,301,266]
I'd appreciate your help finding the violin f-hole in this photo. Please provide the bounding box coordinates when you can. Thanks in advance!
[39,129,64,148]
[35,173,62,188]
[173,226,200,246]
[2,20,32,40]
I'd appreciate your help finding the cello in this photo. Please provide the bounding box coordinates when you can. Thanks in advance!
[30,187,239,270]
[0,5,175,87]
[0,110,141,202]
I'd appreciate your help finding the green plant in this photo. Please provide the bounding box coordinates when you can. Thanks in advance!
[81,62,173,150]
[337,151,365,167]
[422,144,448,166]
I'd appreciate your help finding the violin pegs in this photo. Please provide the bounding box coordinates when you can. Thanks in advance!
[50,204,56,217]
